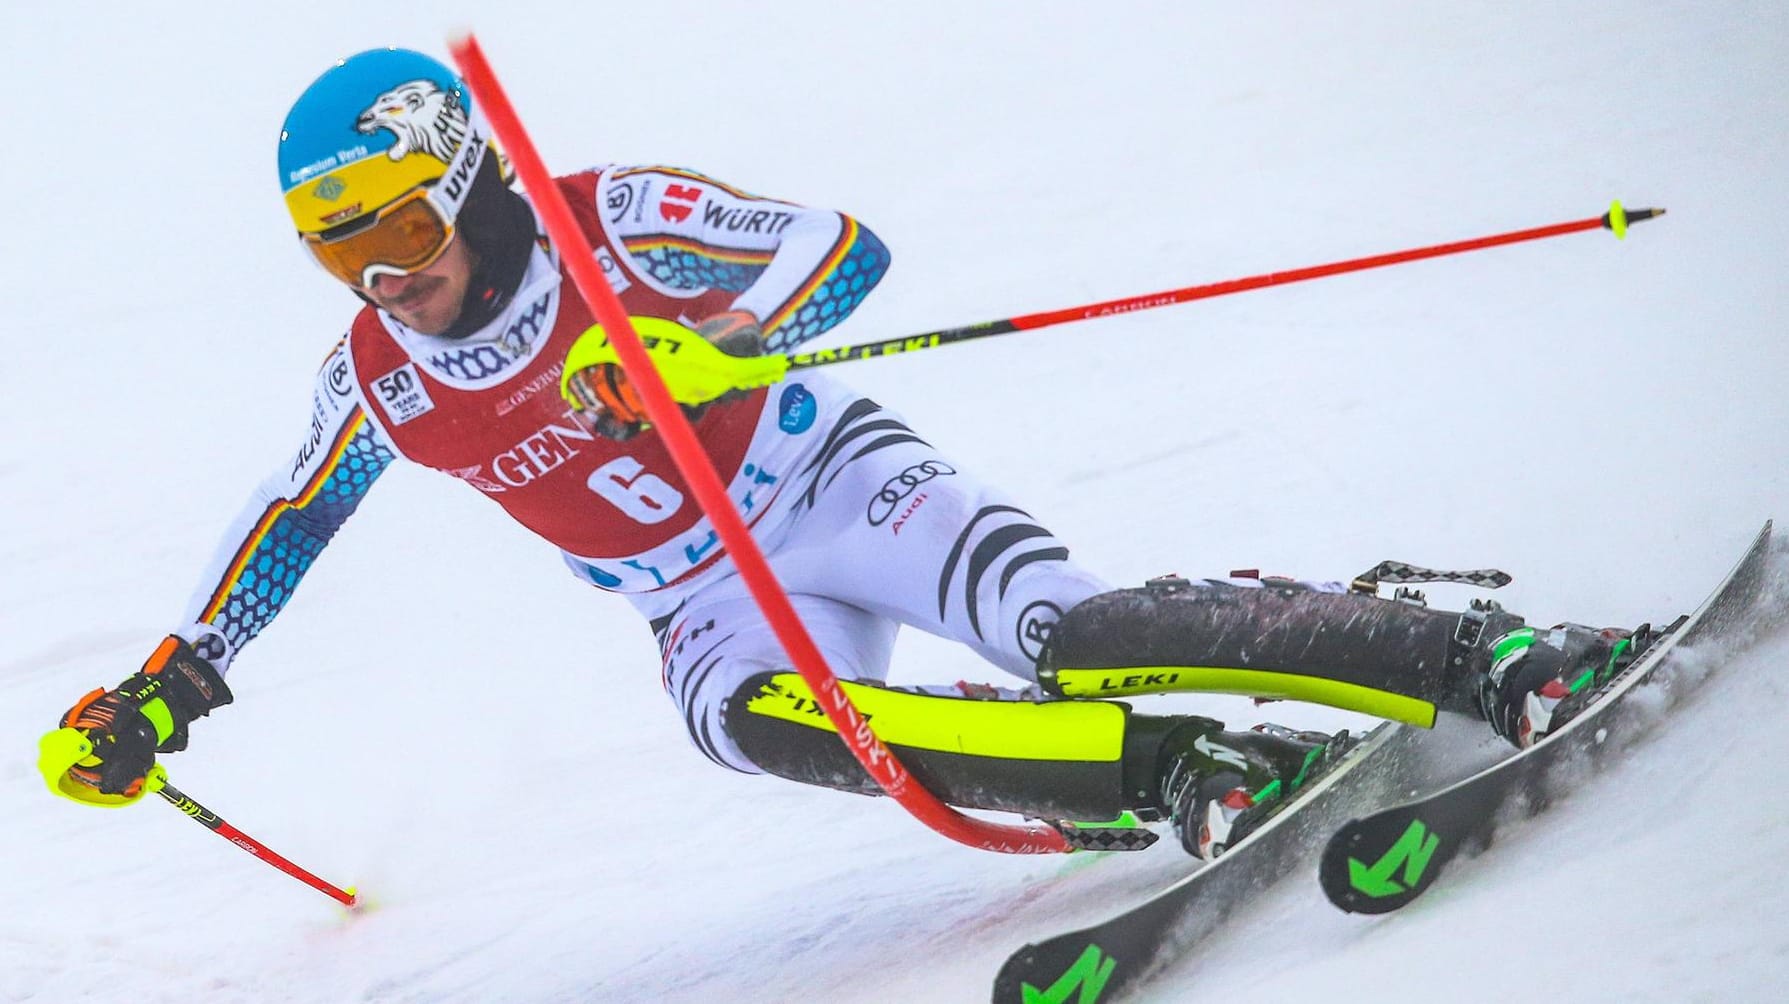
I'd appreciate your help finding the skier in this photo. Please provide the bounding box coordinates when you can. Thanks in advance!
[41,48,1638,860]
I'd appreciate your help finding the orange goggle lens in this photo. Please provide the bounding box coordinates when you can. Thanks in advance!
[301,187,454,288]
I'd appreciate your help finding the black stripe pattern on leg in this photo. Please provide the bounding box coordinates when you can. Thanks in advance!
[938,505,1070,641]
[668,631,738,768]
[799,398,931,509]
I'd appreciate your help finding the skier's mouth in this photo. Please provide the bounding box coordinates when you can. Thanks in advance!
[386,278,444,312]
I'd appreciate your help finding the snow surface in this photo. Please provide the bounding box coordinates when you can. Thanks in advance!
[5,2,1787,1001]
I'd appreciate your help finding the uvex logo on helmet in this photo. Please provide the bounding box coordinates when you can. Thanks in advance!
[354,78,486,216]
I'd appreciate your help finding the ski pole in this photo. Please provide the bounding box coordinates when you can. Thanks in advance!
[786,203,1666,369]
[549,204,1668,403]
[40,726,359,905]
[452,32,1072,855]
[157,778,359,907]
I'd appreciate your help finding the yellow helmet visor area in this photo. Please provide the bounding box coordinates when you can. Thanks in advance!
[287,115,490,289]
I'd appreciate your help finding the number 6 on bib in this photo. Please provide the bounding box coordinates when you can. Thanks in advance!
[587,456,684,524]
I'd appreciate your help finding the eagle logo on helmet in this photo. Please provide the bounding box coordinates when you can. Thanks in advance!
[356,79,468,165]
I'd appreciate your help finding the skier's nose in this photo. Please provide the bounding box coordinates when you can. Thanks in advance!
[366,271,413,297]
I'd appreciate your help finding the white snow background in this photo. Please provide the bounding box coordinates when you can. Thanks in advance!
[4,2,1786,1001]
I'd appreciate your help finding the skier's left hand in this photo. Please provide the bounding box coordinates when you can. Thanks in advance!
[565,311,767,440]
[690,309,766,358]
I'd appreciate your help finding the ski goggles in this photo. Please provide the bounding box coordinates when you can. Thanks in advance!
[300,184,455,288]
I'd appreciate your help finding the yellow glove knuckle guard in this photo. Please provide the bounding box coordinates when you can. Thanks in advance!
[37,727,163,808]
[561,317,790,411]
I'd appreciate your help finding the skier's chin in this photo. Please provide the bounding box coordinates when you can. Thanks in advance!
[397,307,462,337]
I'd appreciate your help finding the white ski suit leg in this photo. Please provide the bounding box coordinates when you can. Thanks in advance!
[633,396,1110,773]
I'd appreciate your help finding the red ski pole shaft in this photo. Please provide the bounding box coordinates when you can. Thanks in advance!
[788,205,1665,368]
[158,781,358,907]
[450,33,1069,854]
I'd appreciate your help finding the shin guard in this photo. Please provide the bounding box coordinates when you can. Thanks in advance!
[725,672,1153,821]
[1040,578,1506,727]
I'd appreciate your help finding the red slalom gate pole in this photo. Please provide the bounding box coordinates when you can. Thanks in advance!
[158,780,357,907]
[787,204,1665,368]
[449,34,1069,855]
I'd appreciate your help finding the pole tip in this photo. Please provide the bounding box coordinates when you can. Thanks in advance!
[1603,201,1667,239]
[446,31,480,65]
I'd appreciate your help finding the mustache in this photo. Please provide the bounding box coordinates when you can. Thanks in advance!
[381,275,445,308]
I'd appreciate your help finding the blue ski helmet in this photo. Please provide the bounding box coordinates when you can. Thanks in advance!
[279,48,491,236]
[277,47,536,333]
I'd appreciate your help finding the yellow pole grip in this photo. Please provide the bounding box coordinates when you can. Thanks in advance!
[37,727,166,807]
[561,316,790,410]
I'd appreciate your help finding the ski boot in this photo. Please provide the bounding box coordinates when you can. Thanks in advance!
[1475,620,1661,748]
[1153,718,1348,860]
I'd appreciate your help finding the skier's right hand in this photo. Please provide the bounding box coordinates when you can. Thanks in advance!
[39,635,232,807]
[563,362,650,440]
[563,312,769,441]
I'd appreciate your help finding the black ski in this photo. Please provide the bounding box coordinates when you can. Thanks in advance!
[1320,521,1779,915]
[992,719,1432,1003]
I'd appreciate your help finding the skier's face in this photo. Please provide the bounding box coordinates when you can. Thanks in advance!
[358,231,478,335]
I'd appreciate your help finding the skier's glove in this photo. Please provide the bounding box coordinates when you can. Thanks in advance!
[563,310,768,441]
[683,310,769,418]
[691,309,767,358]
[563,360,650,440]
[40,635,232,807]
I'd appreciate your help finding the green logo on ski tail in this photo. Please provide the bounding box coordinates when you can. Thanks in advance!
[1348,819,1442,898]
[1023,943,1116,1004]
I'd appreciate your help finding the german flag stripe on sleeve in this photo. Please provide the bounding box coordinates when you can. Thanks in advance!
[763,215,859,335]
[619,234,776,267]
[198,407,369,623]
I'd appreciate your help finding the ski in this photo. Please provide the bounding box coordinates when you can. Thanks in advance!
[992,718,1432,1003]
[1319,521,1780,915]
